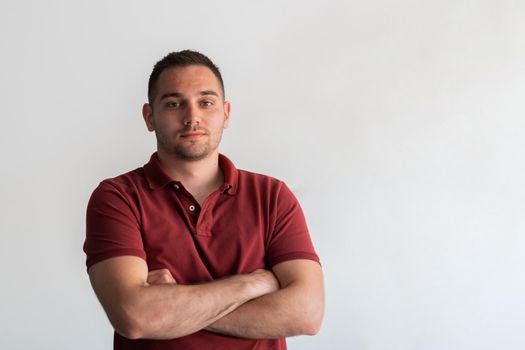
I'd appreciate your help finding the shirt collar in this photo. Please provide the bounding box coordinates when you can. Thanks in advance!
[218,153,238,195]
[143,152,238,195]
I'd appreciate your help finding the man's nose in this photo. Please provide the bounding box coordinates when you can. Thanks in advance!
[183,102,201,126]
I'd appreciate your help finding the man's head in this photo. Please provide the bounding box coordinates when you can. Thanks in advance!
[143,50,231,162]
[148,50,225,105]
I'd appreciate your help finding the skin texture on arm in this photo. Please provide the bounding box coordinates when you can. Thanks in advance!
[87,256,279,340]
[149,259,325,339]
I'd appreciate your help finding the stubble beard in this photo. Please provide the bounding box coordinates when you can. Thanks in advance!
[156,127,223,161]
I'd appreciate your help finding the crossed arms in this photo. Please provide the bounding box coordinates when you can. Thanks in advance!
[88,256,324,340]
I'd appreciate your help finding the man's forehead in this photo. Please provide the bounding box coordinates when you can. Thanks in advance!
[158,66,219,87]
[155,65,223,100]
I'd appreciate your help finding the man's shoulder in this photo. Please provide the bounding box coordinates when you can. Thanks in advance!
[94,166,146,194]
[234,168,294,198]
[237,168,283,186]
[86,166,147,216]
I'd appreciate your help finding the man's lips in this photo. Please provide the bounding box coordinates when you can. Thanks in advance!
[180,132,206,138]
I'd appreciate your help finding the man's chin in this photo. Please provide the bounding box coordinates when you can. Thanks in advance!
[172,147,212,161]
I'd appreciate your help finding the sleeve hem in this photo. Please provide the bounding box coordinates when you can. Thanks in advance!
[86,249,147,271]
[267,252,321,269]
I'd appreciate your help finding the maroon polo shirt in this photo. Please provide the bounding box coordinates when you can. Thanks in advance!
[84,152,320,350]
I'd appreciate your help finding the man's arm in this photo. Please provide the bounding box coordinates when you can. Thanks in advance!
[87,255,279,340]
[204,259,324,338]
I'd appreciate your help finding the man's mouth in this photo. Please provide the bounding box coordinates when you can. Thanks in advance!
[180,132,206,138]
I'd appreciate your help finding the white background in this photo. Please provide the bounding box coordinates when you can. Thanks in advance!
[1,1,524,349]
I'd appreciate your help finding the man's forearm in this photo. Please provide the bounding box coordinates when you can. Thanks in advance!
[205,279,324,339]
[89,258,279,341]
[123,275,253,339]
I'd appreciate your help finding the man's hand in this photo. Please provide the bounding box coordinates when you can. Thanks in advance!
[247,269,280,295]
[147,269,177,285]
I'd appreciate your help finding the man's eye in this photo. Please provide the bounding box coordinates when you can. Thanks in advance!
[166,102,181,108]
[166,101,181,108]
[201,101,213,107]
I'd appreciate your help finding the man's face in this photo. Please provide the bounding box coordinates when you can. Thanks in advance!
[143,65,230,161]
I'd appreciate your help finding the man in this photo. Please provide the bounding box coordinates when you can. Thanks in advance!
[84,50,324,350]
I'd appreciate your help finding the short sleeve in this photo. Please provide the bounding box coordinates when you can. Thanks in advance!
[83,180,146,271]
[266,182,320,268]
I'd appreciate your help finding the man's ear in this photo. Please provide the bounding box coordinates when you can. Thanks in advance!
[223,100,231,129]
[142,103,155,131]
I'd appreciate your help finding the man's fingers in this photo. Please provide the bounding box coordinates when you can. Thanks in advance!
[147,268,177,284]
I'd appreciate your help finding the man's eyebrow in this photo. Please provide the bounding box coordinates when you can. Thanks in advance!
[160,92,182,100]
[199,90,219,97]
[159,90,220,100]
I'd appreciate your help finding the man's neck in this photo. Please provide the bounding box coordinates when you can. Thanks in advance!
[156,149,224,203]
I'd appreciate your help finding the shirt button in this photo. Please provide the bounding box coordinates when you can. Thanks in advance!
[189,205,195,212]
[173,183,179,190]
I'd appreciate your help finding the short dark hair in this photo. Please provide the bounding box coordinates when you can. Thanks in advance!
[147,50,225,105]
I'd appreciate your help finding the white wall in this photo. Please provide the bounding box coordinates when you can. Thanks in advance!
[1,0,524,349]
